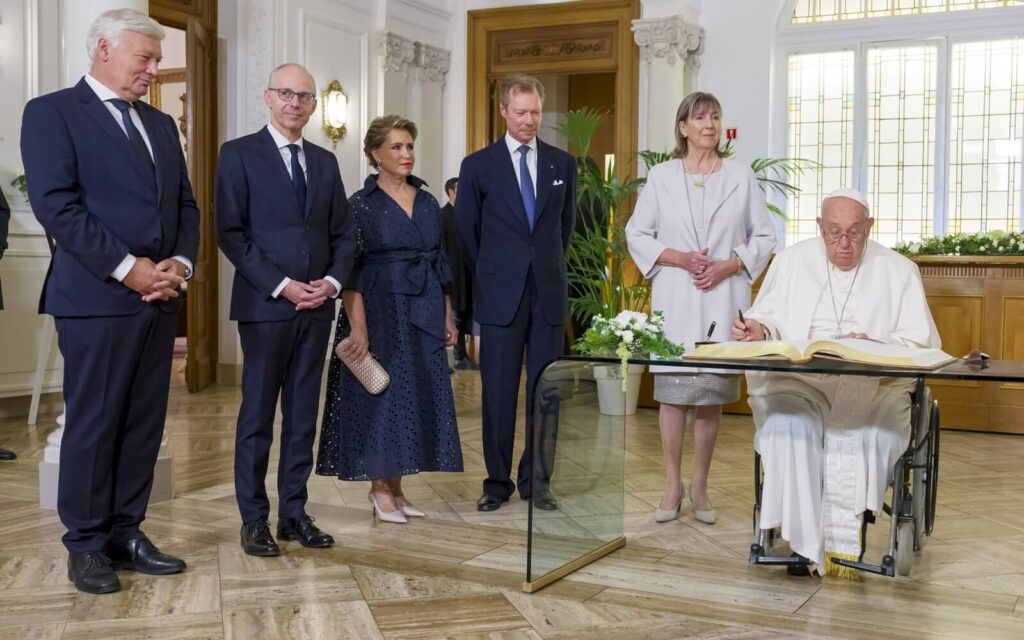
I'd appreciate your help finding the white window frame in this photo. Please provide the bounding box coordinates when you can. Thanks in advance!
[771,0,1024,243]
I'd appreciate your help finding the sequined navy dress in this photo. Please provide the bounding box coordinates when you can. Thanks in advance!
[316,174,463,480]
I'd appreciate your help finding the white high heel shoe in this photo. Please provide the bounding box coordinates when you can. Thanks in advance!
[369,491,407,524]
[690,492,717,524]
[395,496,426,518]
[655,485,684,523]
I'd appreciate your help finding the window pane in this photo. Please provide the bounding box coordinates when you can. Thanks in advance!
[948,39,1024,234]
[786,51,855,244]
[793,0,1024,23]
[867,46,938,246]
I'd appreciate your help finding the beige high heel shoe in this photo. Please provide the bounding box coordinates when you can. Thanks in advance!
[655,485,684,523]
[690,491,717,524]
[395,496,426,518]
[368,491,407,524]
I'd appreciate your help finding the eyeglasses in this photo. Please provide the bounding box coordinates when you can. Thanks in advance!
[268,87,317,105]
[822,226,868,243]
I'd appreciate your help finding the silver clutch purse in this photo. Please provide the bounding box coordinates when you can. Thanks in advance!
[336,337,390,395]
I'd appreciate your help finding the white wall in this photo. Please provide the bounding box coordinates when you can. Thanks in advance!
[0,0,64,405]
[694,0,785,164]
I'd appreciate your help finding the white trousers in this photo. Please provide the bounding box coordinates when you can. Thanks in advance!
[747,373,912,570]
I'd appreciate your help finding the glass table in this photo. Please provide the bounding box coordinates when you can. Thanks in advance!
[522,353,1024,592]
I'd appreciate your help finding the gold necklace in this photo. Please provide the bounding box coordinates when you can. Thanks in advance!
[684,156,720,189]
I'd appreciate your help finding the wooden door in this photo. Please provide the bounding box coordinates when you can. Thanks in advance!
[184,15,217,392]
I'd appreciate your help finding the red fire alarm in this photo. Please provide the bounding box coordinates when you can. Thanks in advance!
[726,128,737,140]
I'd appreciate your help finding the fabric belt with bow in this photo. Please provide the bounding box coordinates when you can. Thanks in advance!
[361,248,451,343]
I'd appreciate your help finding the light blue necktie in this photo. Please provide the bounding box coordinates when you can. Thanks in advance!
[518,144,536,231]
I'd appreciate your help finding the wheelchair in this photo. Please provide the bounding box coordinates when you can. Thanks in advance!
[748,381,940,577]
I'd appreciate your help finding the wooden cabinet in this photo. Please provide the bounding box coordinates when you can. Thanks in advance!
[915,256,1024,434]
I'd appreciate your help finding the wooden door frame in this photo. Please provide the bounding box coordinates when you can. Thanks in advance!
[150,0,218,393]
[466,0,640,172]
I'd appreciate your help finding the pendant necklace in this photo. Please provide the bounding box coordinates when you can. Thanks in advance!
[682,156,720,248]
[825,256,862,340]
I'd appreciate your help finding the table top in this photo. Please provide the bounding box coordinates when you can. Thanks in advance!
[554,354,1024,383]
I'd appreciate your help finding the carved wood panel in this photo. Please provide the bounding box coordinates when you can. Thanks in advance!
[490,23,618,73]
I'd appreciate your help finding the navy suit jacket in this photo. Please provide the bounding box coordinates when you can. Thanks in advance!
[454,137,576,326]
[20,78,200,317]
[0,189,8,310]
[215,127,356,323]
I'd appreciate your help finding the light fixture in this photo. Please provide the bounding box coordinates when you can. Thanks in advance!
[322,79,348,149]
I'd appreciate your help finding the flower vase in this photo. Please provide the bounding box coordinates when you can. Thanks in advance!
[593,364,645,415]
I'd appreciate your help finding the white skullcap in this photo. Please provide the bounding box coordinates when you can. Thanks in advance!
[822,187,869,214]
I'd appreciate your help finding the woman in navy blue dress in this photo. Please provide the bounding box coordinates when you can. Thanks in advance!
[316,115,463,523]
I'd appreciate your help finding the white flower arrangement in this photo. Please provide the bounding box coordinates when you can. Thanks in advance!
[575,310,683,390]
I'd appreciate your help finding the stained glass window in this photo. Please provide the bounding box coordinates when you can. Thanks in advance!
[866,46,937,246]
[948,39,1024,234]
[786,52,856,243]
[793,0,1024,23]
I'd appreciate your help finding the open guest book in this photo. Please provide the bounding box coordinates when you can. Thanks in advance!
[685,338,957,370]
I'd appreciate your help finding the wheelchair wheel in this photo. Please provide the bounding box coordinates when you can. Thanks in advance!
[926,402,940,536]
[895,520,914,577]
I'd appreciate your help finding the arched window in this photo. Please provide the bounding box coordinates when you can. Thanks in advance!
[776,0,1024,246]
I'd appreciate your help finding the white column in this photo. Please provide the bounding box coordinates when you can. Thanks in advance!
[412,42,451,201]
[40,0,173,509]
[632,16,704,168]
[379,32,415,118]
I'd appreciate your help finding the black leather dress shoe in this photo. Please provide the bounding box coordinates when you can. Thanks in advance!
[476,492,508,512]
[108,535,186,575]
[241,519,280,556]
[0,448,16,460]
[530,490,558,511]
[68,551,120,594]
[277,515,334,548]
[787,553,811,577]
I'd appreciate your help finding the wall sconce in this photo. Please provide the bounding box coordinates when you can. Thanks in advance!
[322,80,348,149]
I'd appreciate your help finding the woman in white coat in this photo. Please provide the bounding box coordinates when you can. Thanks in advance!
[626,92,776,524]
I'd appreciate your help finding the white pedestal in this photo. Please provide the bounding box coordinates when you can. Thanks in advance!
[39,413,174,510]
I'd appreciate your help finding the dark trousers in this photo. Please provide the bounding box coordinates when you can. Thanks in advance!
[235,314,331,523]
[479,271,563,500]
[55,305,177,553]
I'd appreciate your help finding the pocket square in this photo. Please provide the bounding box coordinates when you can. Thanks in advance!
[553,179,565,186]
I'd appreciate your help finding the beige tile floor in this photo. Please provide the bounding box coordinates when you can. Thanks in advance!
[0,367,1022,639]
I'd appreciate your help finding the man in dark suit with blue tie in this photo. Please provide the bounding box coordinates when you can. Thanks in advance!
[20,9,199,594]
[216,63,356,556]
[455,74,577,512]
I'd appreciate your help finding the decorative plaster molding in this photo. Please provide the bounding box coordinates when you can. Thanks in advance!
[631,15,704,69]
[242,0,274,134]
[380,31,416,76]
[414,42,451,85]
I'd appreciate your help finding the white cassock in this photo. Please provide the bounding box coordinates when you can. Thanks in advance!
[744,238,940,575]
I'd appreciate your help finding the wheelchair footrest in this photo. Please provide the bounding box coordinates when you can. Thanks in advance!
[830,555,895,577]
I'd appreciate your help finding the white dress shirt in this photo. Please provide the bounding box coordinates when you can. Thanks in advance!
[83,74,194,282]
[265,124,341,299]
[504,132,538,196]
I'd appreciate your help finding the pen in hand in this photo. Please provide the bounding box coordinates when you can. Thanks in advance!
[705,321,716,343]
[737,309,749,340]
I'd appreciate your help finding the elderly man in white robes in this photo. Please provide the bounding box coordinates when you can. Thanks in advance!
[730,187,940,577]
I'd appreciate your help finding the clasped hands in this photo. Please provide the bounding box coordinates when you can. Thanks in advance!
[666,248,730,291]
[281,279,337,311]
[123,257,188,303]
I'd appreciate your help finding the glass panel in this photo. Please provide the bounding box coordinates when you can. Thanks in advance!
[526,360,626,587]
[793,0,1024,23]
[786,51,855,245]
[948,39,1024,234]
[866,45,938,245]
